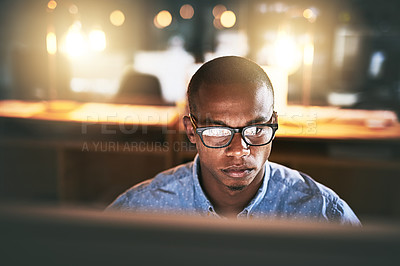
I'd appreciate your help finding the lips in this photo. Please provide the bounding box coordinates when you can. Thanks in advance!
[221,166,254,178]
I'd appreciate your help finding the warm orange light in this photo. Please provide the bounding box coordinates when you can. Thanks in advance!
[303,9,313,19]
[69,103,179,126]
[212,4,227,18]
[46,32,57,55]
[89,30,106,51]
[110,10,125,27]
[213,18,223,30]
[64,22,87,57]
[220,11,236,28]
[47,0,57,10]
[180,4,194,19]
[154,10,172,29]
[303,43,314,66]
[303,8,316,23]
[273,31,302,74]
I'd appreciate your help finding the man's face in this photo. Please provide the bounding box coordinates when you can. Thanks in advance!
[184,82,275,193]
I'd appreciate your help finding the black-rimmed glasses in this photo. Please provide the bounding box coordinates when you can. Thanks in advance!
[189,114,278,149]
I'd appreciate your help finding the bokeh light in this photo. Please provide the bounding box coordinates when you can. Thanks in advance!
[89,30,106,52]
[212,4,226,18]
[303,8,317,23]
[220,11,236,28]
[110,10,125,27]
[64,22,87,57]
[274,32,302,74]
[339,12,351,23]
[180,4,194,19]
[69,4,78,15]
[213,18,223,30]
[46,32,57,55]
[47,0,57,10]
[303,9,313,19]
[154,10,172,29]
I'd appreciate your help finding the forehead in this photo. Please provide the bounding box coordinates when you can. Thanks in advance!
[195,82,273,125]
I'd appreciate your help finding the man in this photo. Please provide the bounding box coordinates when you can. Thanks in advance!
[107,56,360,225]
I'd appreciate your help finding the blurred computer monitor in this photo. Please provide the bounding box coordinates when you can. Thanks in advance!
[0,203,399,266]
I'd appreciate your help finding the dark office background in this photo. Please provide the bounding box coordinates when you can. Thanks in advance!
[0,0,399,222]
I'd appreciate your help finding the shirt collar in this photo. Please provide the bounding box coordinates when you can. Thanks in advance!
[191,154,271,218]
[239,162,270,217]
[191,154,215,215]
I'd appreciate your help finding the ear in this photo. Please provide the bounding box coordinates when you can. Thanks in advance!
[272,111,278,141]
[182,116,197,144]
[272,111,278,123]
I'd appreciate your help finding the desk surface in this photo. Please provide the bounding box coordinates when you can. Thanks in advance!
[1,100,399,141]
[0,100,179,127]
[276,105,400,140]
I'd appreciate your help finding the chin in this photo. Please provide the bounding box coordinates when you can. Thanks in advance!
[226,185,246,191]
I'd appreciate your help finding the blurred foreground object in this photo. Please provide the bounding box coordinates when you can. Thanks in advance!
[0,203,399,266]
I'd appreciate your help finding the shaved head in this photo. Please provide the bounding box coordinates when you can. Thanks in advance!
[187,56,274,114]
[183,56,277,206]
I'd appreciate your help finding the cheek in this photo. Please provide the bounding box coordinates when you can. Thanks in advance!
[251,145,272,162]
[197,143,221,158]
[196,140,224,164]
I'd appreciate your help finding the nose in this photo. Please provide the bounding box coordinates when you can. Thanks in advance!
[226,133,250,157]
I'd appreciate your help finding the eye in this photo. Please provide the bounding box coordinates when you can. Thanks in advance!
[255,127,264,135]
[203,128,231,137]
[245,126,264,136]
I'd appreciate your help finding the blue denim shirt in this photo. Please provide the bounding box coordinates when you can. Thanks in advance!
[107,155,361,225]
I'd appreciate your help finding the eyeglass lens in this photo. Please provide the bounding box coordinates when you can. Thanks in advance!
[200,126,274,147]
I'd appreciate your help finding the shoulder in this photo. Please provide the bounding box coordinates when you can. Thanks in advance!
[269,162,322,196]
[134,161,194,193]
[267,162,361,225]
[106,161,194,211]
[268,161,334,198]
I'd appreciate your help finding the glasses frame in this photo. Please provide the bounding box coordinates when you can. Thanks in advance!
[189,114,278,149]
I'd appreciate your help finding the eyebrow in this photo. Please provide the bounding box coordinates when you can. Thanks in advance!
[199,116,271,127]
